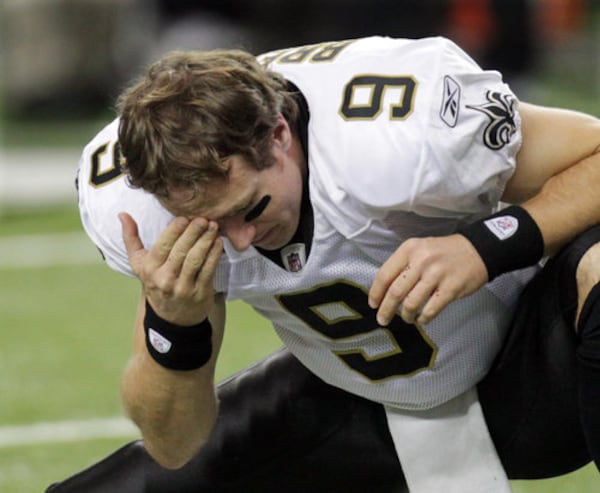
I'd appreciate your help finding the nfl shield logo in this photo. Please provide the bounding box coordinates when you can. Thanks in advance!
[148,329,172,354]
[281,243,306,272]
[484,215,519,240]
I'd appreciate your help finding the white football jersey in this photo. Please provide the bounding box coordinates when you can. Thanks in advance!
[78,36,537,410]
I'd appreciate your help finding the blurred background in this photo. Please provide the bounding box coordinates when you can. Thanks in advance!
[2,0,599,118]
[1,0,599,205]
[0,1,599,491]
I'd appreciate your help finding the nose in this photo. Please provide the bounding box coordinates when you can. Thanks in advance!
[220,219,256,252]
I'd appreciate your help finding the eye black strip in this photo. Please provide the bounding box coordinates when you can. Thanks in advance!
[244,195,271,222]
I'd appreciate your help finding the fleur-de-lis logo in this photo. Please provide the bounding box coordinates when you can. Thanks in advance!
[467,91,517,150]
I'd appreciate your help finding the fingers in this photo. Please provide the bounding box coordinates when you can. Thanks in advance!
[179,220,223,285]
[372,268,453,326]
[398,274,436,324]
[148,217,222,293]
[119,212,141,251]
[119,212,146,272]
[167,218,210,274]
[369,235,487,326]
[121,212,223,289]
[119,213,206,277]
[147,216,193,270]
[417,288,456,325]
[368,249,409,312]
[372,263,416,325]
[144,216,220,275]
[129,215,223,326]
[194,235,224,286]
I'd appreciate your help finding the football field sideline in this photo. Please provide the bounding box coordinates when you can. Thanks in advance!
[0,148,100,268]
[0,417,138,448]
[0,231,100,269]
[0,230,135,450]
[0,148,79,207]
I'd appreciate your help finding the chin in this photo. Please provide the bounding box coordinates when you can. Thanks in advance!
[259,233,292,251]
[258,240,285,251]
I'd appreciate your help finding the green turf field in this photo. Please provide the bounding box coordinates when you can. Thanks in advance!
[0,205,283,491]
[0,205,598,491]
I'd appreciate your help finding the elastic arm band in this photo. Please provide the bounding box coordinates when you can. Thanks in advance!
[459,205,544,281]
[143,300,213,371]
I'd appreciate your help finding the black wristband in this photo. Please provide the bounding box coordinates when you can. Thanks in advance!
[458,205,544,281]
[143,300,212,371]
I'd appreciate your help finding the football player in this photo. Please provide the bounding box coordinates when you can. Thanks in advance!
[51,36,600,491]
[47,314,593,492]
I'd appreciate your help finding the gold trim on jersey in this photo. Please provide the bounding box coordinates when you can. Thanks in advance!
[89,140,124,188]
[339,74,418,121]
[276,279,438,382]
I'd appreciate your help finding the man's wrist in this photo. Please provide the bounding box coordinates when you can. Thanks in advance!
[143,300,213,371]
[458,205,544,281]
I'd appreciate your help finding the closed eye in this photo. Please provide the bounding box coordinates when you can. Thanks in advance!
[244,195,271,222]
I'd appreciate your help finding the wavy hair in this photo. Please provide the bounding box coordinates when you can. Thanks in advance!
[116,49,298,198]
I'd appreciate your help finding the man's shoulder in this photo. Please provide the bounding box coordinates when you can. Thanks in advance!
[77,117,173,277]
[79,118,121,189]
[82,118,120,155]
[261,36,470,68]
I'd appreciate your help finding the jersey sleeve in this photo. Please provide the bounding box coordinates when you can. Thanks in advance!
[343,37,521,218]
[407,38,522,217]
[76,118,175,278]
[268,37,522,234]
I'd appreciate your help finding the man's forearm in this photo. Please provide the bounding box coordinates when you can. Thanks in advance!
[121,350,219,469]
[120,295,225,469]
[523,146,600,256]
[503,103,600,256]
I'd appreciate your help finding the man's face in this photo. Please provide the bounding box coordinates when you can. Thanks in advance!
[163,152,304,252]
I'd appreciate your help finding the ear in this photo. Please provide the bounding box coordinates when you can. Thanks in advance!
[272,113,292,152]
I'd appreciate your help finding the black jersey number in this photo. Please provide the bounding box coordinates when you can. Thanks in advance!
[89,142,123,187]
[277,281,437,382]
[340,76,417,121]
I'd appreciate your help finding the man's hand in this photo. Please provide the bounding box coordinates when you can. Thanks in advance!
[119,212,223,326]
[368,234,488,325]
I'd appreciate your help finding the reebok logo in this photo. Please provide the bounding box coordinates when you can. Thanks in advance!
[440,76,461,127]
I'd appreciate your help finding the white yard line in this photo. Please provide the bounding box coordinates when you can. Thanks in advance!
[0,154,137,450]
[0,148,80,207]
[0,232,102,268]
[0,417,139,448]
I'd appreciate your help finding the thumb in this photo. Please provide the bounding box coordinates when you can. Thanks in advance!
[118,212,146,270]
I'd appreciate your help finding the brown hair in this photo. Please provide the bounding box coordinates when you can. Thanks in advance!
[116,49,298,198]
